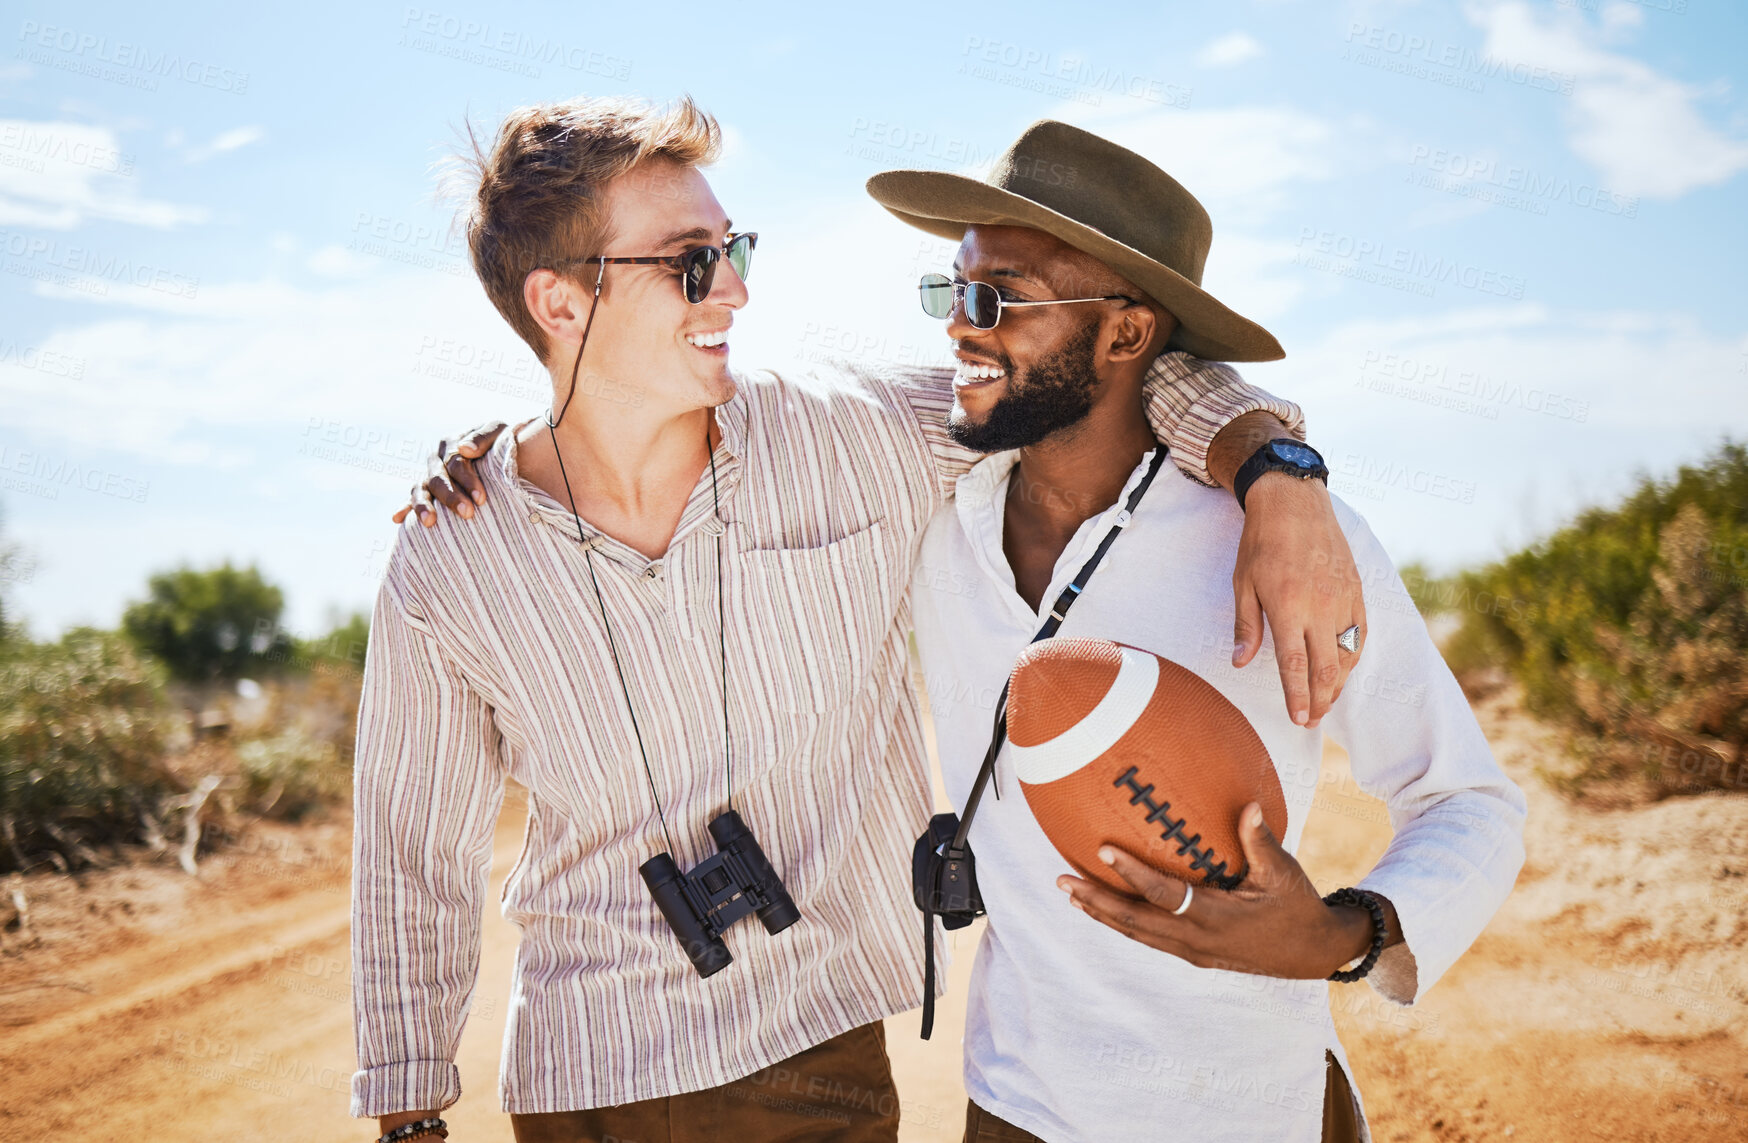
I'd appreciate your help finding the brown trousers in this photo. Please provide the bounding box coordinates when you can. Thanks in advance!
[509,1020,899,1143]
[960,1050,1362,1143]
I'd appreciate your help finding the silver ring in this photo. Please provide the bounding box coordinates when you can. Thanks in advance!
[1337,624,1361,654]
[1171,882,1194,917]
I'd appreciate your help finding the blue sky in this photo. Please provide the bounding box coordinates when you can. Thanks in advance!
[3,0,1746,639]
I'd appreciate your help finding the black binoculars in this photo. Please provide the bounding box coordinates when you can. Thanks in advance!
[639,809,800,978]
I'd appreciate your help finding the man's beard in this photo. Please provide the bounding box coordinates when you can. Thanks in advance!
[947,320,1100,453]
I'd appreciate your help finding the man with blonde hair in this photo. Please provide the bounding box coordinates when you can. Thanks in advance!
[355,94,1361,1142]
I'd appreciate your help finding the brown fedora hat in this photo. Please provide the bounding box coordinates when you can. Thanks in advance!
[866,119,1283,363]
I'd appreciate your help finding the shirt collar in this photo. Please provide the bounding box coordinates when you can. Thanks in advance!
[951,442,1163,522]
[951,445,1166,625]
[952,447,1023,515]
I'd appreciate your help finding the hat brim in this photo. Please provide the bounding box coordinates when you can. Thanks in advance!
[867,170,1283,363]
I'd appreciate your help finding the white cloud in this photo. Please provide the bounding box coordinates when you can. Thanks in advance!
[1466,0,1748,198]
[305,243,375,278]
[185,124,266,163]
[718,122,747,164]
[210,126,265,152]
[0,267,539,463]
[1599,1,1644,35]
[0,119,206,229]
[1197,32,1265,68]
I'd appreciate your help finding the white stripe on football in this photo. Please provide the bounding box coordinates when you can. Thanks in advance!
[1007,644,1159,785]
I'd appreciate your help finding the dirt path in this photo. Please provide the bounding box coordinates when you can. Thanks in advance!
[0,802,527,1140]
[1,691,1743,1141]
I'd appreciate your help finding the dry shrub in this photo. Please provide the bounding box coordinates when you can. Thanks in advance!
[0,628,177,873]
[1439,442,1748,796]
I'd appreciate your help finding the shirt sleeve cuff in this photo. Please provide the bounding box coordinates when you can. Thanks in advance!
[1352,875,1427,1006]
[1360,938,1420,1006]
[350,1059,462,1118]
[1141,355,1306,488]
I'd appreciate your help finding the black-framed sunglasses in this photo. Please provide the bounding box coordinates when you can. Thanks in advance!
[918,272,1134,330]
[570,232,756,304]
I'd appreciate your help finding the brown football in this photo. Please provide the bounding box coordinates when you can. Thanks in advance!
[1006,638,1288,894]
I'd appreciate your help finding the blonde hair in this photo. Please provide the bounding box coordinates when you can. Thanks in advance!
[455,95,722,358]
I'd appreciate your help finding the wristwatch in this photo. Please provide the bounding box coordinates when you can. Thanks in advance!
[1232,439,1329,511]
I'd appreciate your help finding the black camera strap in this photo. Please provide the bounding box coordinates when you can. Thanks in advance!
[917,444,1167,1038]
[960,444,1166,837]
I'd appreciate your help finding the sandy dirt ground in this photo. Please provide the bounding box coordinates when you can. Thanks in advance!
[2,687,1744,1141]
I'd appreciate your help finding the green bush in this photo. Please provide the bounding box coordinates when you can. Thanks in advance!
[0,628,178,872]
[246,610,369,681]
[1396,562,1451,616]
[236,729,349,822]
[295,610,369,677]
[1445,441,1748,794]
[121,563,290,682]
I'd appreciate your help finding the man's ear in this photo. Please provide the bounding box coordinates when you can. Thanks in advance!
[1103,304,1163,366]
[524,268,590,346]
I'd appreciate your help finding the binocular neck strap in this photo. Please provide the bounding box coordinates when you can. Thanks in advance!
[549,415,733,861]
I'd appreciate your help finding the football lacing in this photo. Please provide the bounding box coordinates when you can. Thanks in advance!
[1112,766,1242,890]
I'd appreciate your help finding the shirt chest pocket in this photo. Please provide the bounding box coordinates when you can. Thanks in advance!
[733,520,894,716]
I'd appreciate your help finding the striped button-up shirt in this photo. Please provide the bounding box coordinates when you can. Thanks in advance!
[349,352,1303,1116]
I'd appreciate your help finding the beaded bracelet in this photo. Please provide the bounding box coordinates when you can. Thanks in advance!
[377,1117,448,1143]
[1323,887,1385,983]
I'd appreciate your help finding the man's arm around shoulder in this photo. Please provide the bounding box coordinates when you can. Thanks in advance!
[1140,353,1368,730]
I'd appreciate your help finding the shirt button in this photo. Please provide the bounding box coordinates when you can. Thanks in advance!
[645,564,661,580]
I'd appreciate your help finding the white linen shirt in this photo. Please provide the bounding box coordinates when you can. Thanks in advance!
[909,447,1528,1143]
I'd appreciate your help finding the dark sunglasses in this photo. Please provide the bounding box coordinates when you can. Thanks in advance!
[571,232,756,304]
[918,272,1133,330]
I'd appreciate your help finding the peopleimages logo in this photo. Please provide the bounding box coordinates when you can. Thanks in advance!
[0,122,135,175]
[1341,23,1577,95]
[959,36,1192,108]
[1334,452,1478,505]
[0,445,151,503]
[347,211,467,277]
[1294,229,1526,300]
[845,119,1003,171]
[0,228,200,299]
[15,20,250,94]
[1357,349,1591,424]
[0,339,85,379]
[1407,146,1639,219]
[397,8,631,80]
